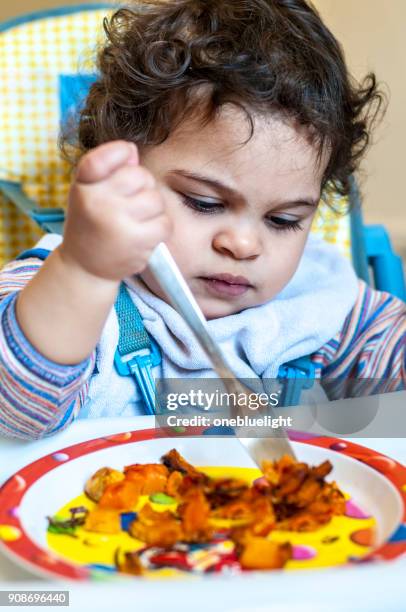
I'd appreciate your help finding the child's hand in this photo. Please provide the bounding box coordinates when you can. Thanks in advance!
[60,140,172,282]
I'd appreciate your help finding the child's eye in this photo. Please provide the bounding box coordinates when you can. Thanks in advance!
[180,194,303,232]
[180,194,223,214]
[265,216,303,232]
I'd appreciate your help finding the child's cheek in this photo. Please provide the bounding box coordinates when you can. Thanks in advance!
[261,229,311,300]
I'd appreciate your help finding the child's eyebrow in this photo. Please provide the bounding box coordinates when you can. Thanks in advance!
[168,169,319,209]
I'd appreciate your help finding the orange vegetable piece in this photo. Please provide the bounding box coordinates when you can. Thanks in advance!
[166,470,183,497]
[124,463,168,495]
[129,504,183,548]
[250,495,276,537]
[161,449,208,485]
[99,479,140,510]
[115,550,143,575]
[211,499,253,520]
[178,489,213,542]
[238,537,292,570]
[84,508,121,534]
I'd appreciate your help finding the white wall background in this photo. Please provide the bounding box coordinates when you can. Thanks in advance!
[313,0,406,257]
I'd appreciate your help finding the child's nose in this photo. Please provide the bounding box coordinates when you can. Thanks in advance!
[212,225,261,260]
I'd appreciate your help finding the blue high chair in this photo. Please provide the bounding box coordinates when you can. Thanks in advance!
[0,5,405,413]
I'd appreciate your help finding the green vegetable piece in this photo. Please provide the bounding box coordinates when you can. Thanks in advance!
[172,426,185,433]
[47,523,77,536]
[46,515,78,537]
[149,492,175,505]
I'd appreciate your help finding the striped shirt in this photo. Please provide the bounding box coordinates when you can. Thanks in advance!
[0,256,404,439]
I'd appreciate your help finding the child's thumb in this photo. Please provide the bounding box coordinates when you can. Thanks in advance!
[75,140,139,184]
[126,142,139,167]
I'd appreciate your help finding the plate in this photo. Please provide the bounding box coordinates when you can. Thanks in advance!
[0,428,405,581]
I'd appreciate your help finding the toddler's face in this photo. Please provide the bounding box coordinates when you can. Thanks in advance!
[139,106,329,320]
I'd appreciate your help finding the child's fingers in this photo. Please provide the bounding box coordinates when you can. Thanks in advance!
[75,141,139,185]
[124,188,167,222]
[104,164,156,197]
[135,213,173,249]
[126,146,139,167]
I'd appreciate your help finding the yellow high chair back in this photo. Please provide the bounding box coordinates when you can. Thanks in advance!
[0,4,112,263]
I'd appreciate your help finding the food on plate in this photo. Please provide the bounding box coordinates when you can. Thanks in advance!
[84,467,124,502]
[47,450,353,575]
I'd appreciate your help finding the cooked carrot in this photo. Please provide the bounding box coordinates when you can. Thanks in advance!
[238,537,292,570]
[99,479,140,510]
[129,504,183,547]
[166,470,184,497]
[178,488,213,542]
[124,463,168,495]
[84,508,121,534]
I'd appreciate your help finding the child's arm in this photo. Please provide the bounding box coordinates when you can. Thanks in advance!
[0,257,95,439]
[313,280,405,398]
[0,141,171,438]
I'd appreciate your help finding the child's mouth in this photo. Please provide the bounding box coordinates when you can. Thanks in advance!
[199,275,252,297]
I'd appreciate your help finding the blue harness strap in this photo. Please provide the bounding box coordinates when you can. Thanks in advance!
[114,283,151,355]
[113,284,161,415]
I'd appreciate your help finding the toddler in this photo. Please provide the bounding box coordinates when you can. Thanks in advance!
[0,0,404,439]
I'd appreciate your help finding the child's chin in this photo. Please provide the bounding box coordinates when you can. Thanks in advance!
[202,301,246,321]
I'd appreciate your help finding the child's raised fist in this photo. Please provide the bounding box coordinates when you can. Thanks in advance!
[60,140,172,282]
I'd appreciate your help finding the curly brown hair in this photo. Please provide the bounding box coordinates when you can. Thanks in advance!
[71,0,385,196]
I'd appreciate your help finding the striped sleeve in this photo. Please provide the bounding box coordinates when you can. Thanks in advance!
[0,258,94,440]
[312,280,405,399]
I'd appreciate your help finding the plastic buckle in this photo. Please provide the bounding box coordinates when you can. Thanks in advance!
[114,338,161,415]
[277,357,316,407]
